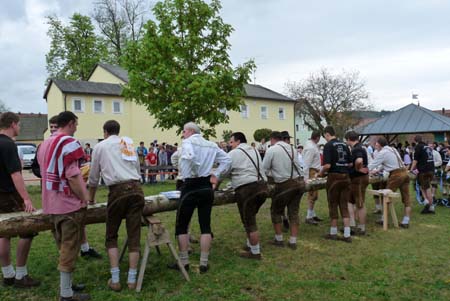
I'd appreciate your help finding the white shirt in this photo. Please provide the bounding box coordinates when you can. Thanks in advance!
[180,134,231,180]
[433,149,442,167]
[88,135,141,187]
[226,143,267,189]
[302,139,321,179]
[368,146,404,173]
[262,141,304,183]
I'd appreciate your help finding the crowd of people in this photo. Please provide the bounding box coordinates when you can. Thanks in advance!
[1,110,450,300]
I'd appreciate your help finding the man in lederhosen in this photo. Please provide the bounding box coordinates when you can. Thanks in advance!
[369,137,412,228]
[168,122,231,273]
[318,126,352,242]
[226,132,268,259]
[345,131,369,235]
[262,131,305,250]
[88,120,145,291]
[303,130,323,225]
[411,135,436,214]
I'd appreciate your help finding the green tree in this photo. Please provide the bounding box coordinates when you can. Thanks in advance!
[46,13,108,81]
[253,128,272,142]
[222,129,232,142]
[123,0,255,138]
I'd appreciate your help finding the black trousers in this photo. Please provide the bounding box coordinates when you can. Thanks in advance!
[175,176,214,235]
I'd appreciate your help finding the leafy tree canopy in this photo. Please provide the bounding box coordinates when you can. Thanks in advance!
[123,0,255,138]
[253,128,272,142]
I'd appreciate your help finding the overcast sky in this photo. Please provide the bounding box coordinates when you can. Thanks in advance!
[1,0,450,113]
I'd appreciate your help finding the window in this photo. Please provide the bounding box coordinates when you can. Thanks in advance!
[240,104,249,118]
[112,100,123,114]
[278,107,286,120]
[260,106,268,119]
[72,99,84,113]
[93,99,103,113]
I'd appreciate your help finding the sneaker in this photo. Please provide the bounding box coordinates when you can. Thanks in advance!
[269,239,285,247]
[80,248,102,259]
[60,292,91,301]
[167,262,190,272]
[323,234,338,241]
[287,243,297,250]
[305,218,319,225]
[312,216,323,222]
[338,236,352,243]
[199,265,209,274]
[3,277,14,286]
[239,250,262,260]
[107,279,121,292]
[14,275,41,288]
[399,223,409,229]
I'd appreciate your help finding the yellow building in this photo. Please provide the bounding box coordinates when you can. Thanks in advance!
[44,63,297,146]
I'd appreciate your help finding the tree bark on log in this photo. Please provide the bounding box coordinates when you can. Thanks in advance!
[0,175,410,237]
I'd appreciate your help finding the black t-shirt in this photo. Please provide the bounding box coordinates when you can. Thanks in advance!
[440,147,449,165]
[414,142,434,173]
[350,142,368,178]
[323,138,351,174]
[0,134,22,192]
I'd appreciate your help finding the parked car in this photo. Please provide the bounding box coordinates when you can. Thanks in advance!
[16,144,37,169]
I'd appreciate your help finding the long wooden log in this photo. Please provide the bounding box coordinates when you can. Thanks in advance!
[0,174,409,237]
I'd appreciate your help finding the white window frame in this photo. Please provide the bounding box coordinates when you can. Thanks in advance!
[260,106,268,119]
[112,100,123,114]
[72,98,85,113]
[240,104,249,118]
[93,99,104,114]
[278,107,286,120]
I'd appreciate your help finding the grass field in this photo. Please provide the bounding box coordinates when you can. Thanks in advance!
[1,181,449,301]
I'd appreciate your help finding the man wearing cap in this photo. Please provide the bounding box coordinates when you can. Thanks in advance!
[318,126,352,242]
[411,135,435,214]
[226,132,268,259]
[302,131,323,225]
[263,131,305,250]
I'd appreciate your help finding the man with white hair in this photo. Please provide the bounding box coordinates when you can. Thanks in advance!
[168,122,231,274]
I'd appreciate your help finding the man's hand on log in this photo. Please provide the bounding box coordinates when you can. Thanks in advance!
[23,199,35,213]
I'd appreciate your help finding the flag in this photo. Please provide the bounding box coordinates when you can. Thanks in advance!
[412,94,418,99]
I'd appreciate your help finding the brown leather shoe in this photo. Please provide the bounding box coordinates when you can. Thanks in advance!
[239,250,262,260]
[287,243,297,250]
[269,239,285,247]
[3,277,14,286]
[127,282,137,290]
[338,236,352,243]
[107,279,121,292]
[399,223,409,229]
[60,292,91,301]
[14,275,40,288]
[305,218,319,225]
[323,234,338,241]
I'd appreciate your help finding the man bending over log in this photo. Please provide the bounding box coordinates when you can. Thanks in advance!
[0,112,40,288]
[38,111,90,301]
[88,120,144,292]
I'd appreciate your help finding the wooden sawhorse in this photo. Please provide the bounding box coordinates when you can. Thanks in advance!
[120,215,190,292]
[367,189,400,231]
